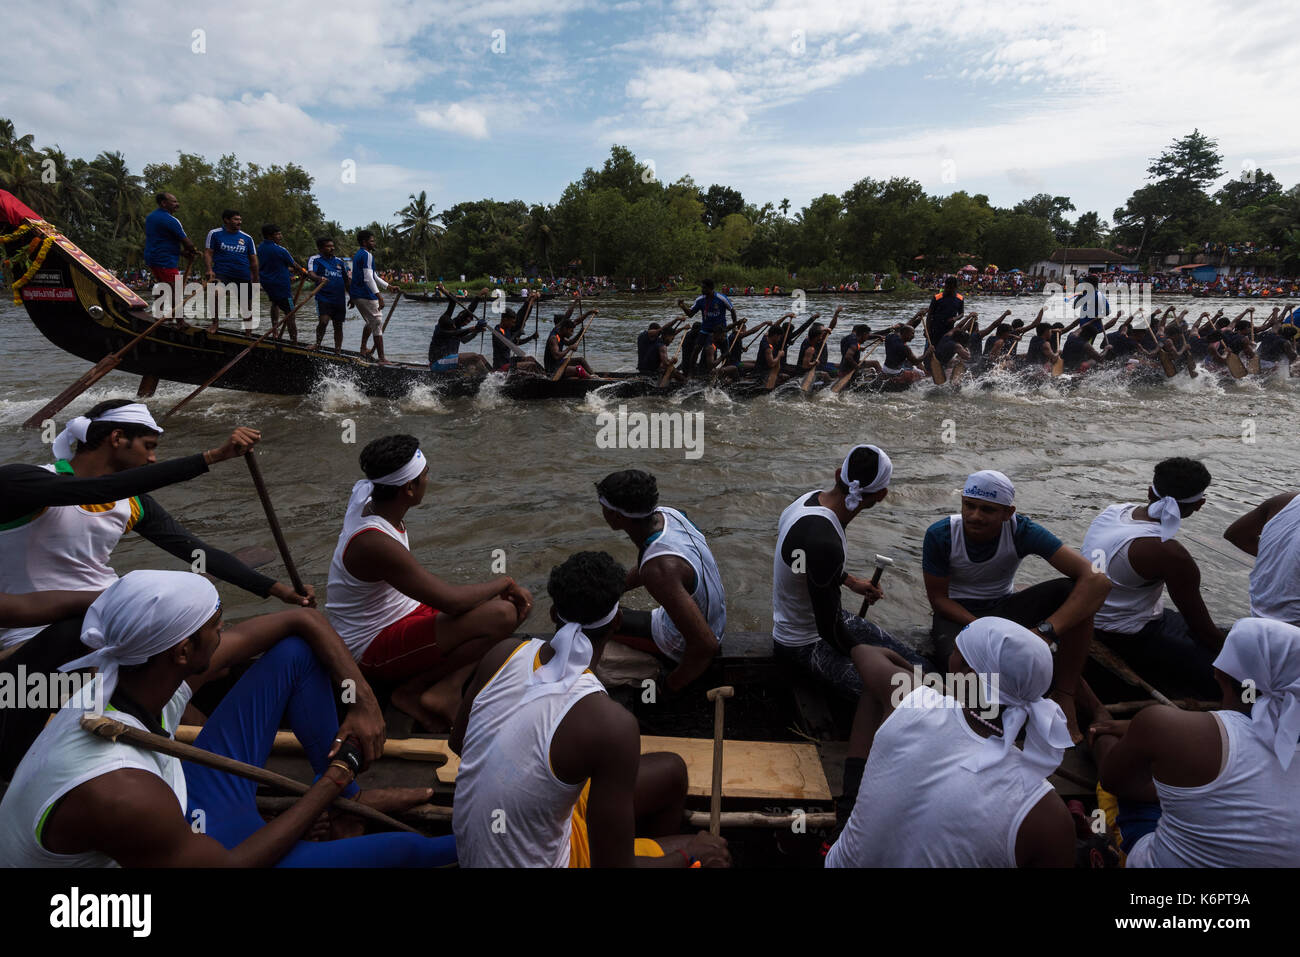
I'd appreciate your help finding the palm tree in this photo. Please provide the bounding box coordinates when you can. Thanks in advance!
[779,198,791,218]
[90,151,145,240]
[0,150,53,213]
[42,148,95,228]
[395,190,444,283]
[525,204,556,278]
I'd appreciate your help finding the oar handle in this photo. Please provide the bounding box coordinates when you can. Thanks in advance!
[244,450,306,596]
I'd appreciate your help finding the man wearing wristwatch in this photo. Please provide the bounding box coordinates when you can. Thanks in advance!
[922,469,1111,742]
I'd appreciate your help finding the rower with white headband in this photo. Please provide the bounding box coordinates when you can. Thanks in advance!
[771,444,927,837]
[452,550,730,868]
[1225,488,1300,629]
[825,617,1075,868]
[0,569,454,868]
[325,434,530,732]
[595,468,727,693]
[1081,457,1224,701]
[921,468,1111,743]
[1092,617,1300,867]
[0,397,311,653]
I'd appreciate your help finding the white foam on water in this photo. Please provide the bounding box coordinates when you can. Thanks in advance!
[474,372,508,410]
[398,383,449,414]
[309,372,371,412]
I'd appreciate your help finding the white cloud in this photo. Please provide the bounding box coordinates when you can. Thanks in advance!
[415,104,491,139]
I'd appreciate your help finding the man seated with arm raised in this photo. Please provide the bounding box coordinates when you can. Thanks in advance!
[326,435,529,731]
[450,550,730,868]
[596,469,725,693]
[825,618,1075,868]
[1091,617,1300,867]
[0,569,452,867]
[1225,488,1300,628]
[1080,457,1223,700]
[922,469,1110,741]
[0,399,312,656]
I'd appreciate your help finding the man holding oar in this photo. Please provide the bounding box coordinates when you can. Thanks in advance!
[1080,458,1223,700]
[143,192,196,327]
[451,550,730,867]
[325,435,529,731]
[678,277,736,339]
[921,469,1111,742]
[350,229,393,365]
[306,237,352,354]
[545,310,598,379]
[256,224,311,343]
[0,570,453,867]
[428,285,491,374]
[494,293,542,374]
[0,399,313,655]
[596,469,726,693]
[879,323,926,385]
[203,209,258,333]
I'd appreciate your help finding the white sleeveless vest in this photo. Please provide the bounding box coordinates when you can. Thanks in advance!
[453,639,606,868]
[641,506,726,659]
[1250,494,1300,627]
[1081,504,1165,634]
[772,491,845,648]
[946,514,1022,602]
[825,685,1052,867]
[0,684,191,867]
[0,462,142,649]
[1126,709,1300,867]
[325,506,422,658]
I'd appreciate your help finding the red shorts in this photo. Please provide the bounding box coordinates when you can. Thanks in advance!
[360,605,443,681]
[150,266,179,285]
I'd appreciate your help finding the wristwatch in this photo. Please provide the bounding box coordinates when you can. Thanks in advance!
[1035,620,1059,652]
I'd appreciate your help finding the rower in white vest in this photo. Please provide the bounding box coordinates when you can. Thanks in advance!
[1080,457,1223,700]
[596,469,726,692]
[1225,489,1300,628]
[1092,617,1300,867]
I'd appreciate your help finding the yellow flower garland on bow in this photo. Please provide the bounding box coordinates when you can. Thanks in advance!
[10,235,55,304]
[0,223,34,245]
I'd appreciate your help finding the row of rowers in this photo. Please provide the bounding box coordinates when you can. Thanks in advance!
[0,405,1297,866]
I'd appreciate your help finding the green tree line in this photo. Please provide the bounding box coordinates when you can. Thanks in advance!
[2,119,1297,279]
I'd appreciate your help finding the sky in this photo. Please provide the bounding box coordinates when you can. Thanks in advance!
[3,0,1299,229]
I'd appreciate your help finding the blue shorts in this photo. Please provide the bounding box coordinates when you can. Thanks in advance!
[431,354,458,372]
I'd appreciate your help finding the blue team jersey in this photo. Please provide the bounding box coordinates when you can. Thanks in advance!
[350,249,378,300]
[921,514,1062,578]
[256,241,295,300]
[206,228,256,281]
[687,293,733,332]
[307,254,349,305]
[144,209,187,268]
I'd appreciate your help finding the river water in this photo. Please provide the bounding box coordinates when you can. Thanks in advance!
[1,291,1294,654]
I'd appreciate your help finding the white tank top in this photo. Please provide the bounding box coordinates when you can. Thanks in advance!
[772,491,845,648]
[0,684,191,868]
[1126,710,1300,867]
[947,514,1022,602]
[325,506,422,658]
[825,685,1052,867]
[453,639,606,867]
[640,507,726,653]
[1250,494,1300,627]
[1080,504,1165,634]
[0,462,142,649]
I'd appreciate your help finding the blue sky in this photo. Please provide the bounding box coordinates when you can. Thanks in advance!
[3,0,1298,230]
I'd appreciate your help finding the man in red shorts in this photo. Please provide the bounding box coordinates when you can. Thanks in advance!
[144,192,197,325]
[325,434,532,730]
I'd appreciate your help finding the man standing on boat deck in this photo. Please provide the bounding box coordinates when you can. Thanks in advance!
[824,619,1075,868]
[771,444,929,833]
[926,276,964,347]
[143,192,196,326]
[306,237,351,353]
[1080,458,1223,700]
[256,224,310,343]
[350,230,392,365]
[921,469,1111,741]
[203,209,258,332]
[451,551,730,868]
[1225,489,1300,628]
[325,435,529,731]
[678,278,736,338]
[0,398,314,654]
[1073,275,1110,339]
[596,470,726,692]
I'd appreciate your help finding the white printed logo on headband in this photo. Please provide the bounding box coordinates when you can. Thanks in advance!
[962,470,1015,507]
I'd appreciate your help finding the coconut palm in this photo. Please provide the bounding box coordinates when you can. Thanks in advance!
[395,190,444,283]
[90,151,145,240]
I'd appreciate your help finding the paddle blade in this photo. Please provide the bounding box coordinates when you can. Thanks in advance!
[929,354,946,385]
[1051,357,1064,377]
[830,369,856,394]
[1226,352,1247,379]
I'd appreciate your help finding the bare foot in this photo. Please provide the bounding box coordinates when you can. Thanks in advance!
[207,323,220,334]
[379,359,393,366]
[307,342,320,352]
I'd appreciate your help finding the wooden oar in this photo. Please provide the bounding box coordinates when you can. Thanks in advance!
[706,686,734,837]
[799,317,838,394]
[1224,348,1248,379]
[764,324,793,390]
[1088,643,1177,708]
[177,725,447,765]
[920,316,946,384]
[551,311,596,381]
[244,449,306,597]
[81,714,420,834]
[163,281,324,419]
[831,338,882,394]
[658,329,686,388]
[1158,346,1177,378]
[380,289,403,334]
[1051,329,1064,377]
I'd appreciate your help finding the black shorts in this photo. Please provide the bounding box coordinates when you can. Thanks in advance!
[929,577,1074,665]
[774,611,927,701]
[317,302,346,323]
[269,296,293,314]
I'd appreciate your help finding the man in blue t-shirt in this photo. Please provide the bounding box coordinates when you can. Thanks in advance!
[255,224,309,343]
[349,230,392,364]
[204,209,259,331]
[678,278,736,335]
[1073,276,1110,338]
[306,237,352,354]
[920,469,1111,740]
[143,193,197,324]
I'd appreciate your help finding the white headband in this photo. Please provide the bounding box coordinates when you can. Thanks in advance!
[598,494,656,519]
[841,445,893,510]
[1213,618,1300,770]
[346,449,427,521]
[1146,484,1204,542]
[53,403,163,461]
[520,602,619,705]
[963,469,1015,507]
